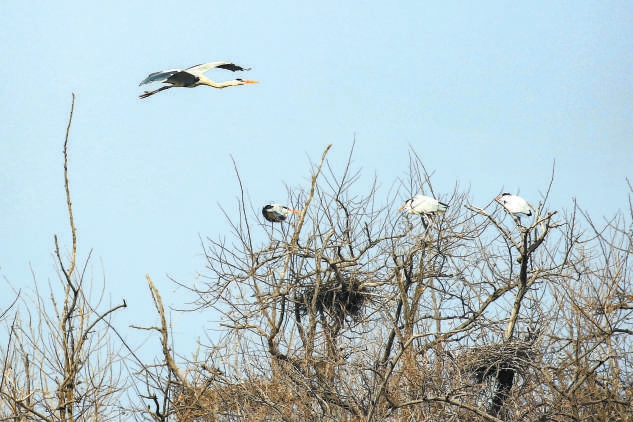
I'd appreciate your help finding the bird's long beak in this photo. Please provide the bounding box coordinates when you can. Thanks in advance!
[290,209,302,214]
[398,204,406,211]
[242,79,258,84]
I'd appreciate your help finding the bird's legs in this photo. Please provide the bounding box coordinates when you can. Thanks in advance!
[420,214,429,230]
[139,85,173,99]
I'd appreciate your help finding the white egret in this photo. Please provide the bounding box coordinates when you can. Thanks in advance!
[495,193,532,217]
[399,195,449,229]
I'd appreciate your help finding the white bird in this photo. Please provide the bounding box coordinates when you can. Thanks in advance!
[495,193,532,217]
[262,204,301,223]
[399,195,449,228]
[139,62,258,99]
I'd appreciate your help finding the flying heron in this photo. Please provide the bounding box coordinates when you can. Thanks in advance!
[139,62,258,99]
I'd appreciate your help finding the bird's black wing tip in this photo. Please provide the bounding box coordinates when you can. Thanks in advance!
[218,63,252,72]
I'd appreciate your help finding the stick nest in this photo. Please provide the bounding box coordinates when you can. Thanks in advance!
[462,338,538,383]
[295,275,370,326]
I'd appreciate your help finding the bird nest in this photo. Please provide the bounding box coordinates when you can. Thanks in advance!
[461,339,537,383]
[294,275,370,327]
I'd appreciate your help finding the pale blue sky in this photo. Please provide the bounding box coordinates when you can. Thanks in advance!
[1,1,632,352]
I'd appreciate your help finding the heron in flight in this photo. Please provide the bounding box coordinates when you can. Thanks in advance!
[262,204,301,223]
[399,195,449,229]
[139,62,258,99]
[495,193,532,217]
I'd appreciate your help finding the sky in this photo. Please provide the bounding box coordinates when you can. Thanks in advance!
[1,1,632,358]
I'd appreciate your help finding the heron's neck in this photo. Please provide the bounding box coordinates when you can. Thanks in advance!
[198,75,237,89]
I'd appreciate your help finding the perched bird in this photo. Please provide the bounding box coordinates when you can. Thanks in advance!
[262,204,301,223]
[399,195,449,228]
[495,193,532,217]
[139,62,258,99]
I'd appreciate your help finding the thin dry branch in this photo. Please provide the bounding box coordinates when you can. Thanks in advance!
[292,143,333,246]
[145,273,188,385]
[61,93,77,279]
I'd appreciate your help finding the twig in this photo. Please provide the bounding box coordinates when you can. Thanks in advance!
[145,273,187,385]
[62,93,77,278]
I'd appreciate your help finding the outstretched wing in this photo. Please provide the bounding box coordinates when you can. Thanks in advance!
[139,69,182,86]
[186,62,252,76]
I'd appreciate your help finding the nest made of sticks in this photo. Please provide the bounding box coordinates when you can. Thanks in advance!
[295,275,370,326]
[462,339,538,383]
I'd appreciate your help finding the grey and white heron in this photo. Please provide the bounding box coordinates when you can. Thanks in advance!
[262,204,301,223]
[495,193,532,218]
[139,62,258,99]
[399,195,449,229]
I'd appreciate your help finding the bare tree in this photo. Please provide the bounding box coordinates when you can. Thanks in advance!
[7,104,630,421]
[0,94,128,421]
[142,145,631,422]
